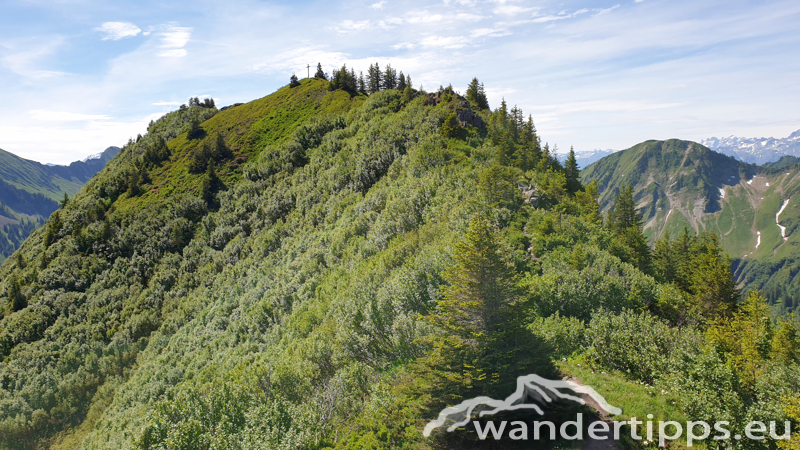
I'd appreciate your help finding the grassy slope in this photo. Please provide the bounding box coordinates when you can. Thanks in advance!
[0,148,84,201]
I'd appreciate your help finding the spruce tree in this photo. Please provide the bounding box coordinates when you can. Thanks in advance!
[421,214,522,396]
[466,77,489,110]
[366,63,382,93]
[607,185,641,232]
[397,71,406,91]
[358,71,366,93]
[564,146,580,193]
[60,192,69,208]
[314,62,326,80]
[383,64,397,90]
[289,73,300,87]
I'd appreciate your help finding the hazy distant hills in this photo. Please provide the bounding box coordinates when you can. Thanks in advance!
[0,146,119,260]
[581,139,800,308]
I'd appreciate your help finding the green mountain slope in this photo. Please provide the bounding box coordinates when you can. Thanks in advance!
[0,146,120,261]
[581,139,800,309]
[0,79,797,450]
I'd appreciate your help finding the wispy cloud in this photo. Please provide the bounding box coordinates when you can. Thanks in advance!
[405,11,444,24]
[95,22,141,40]
[157,25,191,57]
[369,0,386,10]
[471,28,512,38]
[532,9,589,23]
[595,4,621,15]
[151,101,182,106]
[334,19,372,33]
[420,35,468,49]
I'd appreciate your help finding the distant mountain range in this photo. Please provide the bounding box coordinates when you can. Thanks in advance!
[0,146,119,261]
[581,139,800,309]
[572,129,800,170]
[700,129,800,165]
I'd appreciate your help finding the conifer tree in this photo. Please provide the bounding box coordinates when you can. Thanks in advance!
[607,184,652,274]
[564,146,580,194]
[314,62,326,80]
[366,63,382,93]
[607,185,641,232]
[290,73,300,87]
[421,214,522,396]
[405,74,412,90]
[397,71,406,91]
[7,273,25,311]
[383,64,397,90]
[60,192,69,208]
[466,77,489,110]
[358,71,366,93]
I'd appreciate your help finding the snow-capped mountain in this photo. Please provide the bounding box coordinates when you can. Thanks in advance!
[700,129,800,165]
[82,152,103,162]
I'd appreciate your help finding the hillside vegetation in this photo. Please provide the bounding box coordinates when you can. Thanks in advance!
[0,77,799,450]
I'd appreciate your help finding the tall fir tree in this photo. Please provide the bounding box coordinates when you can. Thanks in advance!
[466,77,489,110]
[420,214,523,397]
[366,63,382,93]
[607,184,642,232]
[383,64,398,90]
[564,146,581,194]
[397,71,407,91]
[314,62,326,80]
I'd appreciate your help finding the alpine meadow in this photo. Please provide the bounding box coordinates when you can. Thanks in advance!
[1,72,800,450]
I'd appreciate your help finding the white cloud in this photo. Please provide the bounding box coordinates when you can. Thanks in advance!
[420,35,468,49]
[159,26,191,49]
[335,19,372,33]
[95,22,142,40]
[493,5,535,16]
[405,11,444,24]
[151,101,182,106]
[370,0,386,9]
[595,4,621,15]
[27,110,111,122]
[455,13,485,22]
[157,25,191,58]
[393,42,416,50]
[378,18,403,30]
[471,28,511,38]
[532,8,589,23]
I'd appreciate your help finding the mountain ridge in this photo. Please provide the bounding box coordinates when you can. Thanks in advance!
[0,145,120,260]
[581,138,800,309]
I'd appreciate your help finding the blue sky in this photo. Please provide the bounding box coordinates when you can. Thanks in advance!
[1,0,798,164]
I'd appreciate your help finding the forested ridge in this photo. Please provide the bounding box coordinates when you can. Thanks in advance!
[0,73,799,449]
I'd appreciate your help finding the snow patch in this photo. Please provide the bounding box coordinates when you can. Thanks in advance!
[747,178,754,185]
[766,182,770,187]
[719,188,725,199]
[82,153,102,162]
[755,231,761,250]
[777,199,790,240]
